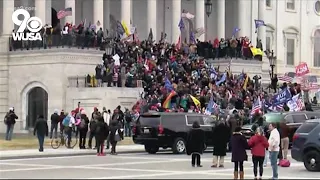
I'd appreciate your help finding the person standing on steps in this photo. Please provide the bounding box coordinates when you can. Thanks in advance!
[33,115,48,152]
[186,121,205,168]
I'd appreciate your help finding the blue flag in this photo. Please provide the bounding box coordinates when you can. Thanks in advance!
[254,19,266,33]
[164,78,174,92]
[232,27,241,37]
[272,88,292,106]
[205,96,214,115]
[216,73,227,86]
[178,18,185,31]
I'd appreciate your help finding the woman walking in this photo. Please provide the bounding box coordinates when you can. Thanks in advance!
[186,121,205,167]
[231,127,249,179]
[248,127,269,179]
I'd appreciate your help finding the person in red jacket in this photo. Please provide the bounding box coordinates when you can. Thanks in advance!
[248,127,269,179]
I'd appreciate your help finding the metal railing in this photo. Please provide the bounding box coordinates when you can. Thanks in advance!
[67,75,144,88]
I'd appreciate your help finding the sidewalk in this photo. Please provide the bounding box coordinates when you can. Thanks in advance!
[0,145,145,160]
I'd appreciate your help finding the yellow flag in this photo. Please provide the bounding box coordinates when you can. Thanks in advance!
[243,75,249,90]
[190,95,201,107]
[121,21,130,36]
[250,47,263,56]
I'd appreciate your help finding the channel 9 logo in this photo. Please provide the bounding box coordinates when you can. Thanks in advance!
[12,9,42,41]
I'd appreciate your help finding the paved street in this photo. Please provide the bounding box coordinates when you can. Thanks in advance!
[0,150,319,179]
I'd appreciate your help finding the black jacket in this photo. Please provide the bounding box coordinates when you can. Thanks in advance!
[186,128,205,155]
[51,113,60,124]
[109,120,123,143]
[34,118,48,136]
[95,121,109,140]
[79,114,90,130]
[212,123,229,156]
[5,111,18,125]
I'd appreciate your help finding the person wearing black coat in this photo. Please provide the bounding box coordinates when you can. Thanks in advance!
[78,112,90,149]
[211,120,229,168]
[231,126,249,179]
[33,115,48,152]
[50,110,60,139]
[186,121,205,167]
[109,119,123,155]
[95,117,109,156]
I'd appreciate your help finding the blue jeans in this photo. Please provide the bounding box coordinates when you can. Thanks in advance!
[269,151,279,179]
[5,124,14,141]
[50,123,58,139]
[37,133,45,151]
[264,150,268,165]
[124,122,131,137]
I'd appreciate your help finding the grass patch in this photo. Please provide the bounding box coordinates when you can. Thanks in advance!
[0,137,134,150]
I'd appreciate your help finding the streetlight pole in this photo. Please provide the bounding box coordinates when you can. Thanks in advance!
[265,50,276,93]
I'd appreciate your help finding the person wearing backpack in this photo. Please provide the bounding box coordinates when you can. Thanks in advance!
[95,116,109,156]
[78,110,89,149]
[4,107,18,141]
[62,112,75,148]
[124,109,132,137]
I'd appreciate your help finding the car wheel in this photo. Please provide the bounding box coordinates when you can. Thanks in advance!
[303,150,320,172]
[144,144,159,154]
[172,137,186,154]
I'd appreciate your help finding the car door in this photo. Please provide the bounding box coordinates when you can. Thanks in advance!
[286,113,308,142]
[202,115,216,146]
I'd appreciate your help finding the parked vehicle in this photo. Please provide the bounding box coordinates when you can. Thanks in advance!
[241,111,320,142]
[132,112,216,154]
[291,119,320,172]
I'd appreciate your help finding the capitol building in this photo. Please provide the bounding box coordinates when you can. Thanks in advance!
[0,0,319,132]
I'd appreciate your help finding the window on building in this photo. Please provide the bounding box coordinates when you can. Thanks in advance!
[266,0,271,7]
[266,36,271,51]
[287,0,296,10]
[286,39,295,65]
[314,29,320,67]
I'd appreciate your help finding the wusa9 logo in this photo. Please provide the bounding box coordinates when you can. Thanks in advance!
[12,9,42,41]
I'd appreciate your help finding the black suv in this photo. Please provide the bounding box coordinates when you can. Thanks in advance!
[291,119,320,171]
[132,112,216,154]
[241,111,320,143]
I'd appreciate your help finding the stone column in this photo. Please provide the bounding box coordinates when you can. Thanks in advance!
[65,0,76,24]
[195,0,205,41]
[217,0,226,39]
[172,0,181,43]
[2,0,15,36]
[258,0,266,50]
[35,0,52,26]
[103,0,110,30]
[148,0,157,41]
[93,0,104,29]
[121,0,132,26]
[237,0,247,37]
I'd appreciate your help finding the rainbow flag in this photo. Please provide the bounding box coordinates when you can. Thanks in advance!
[163,91,177,108]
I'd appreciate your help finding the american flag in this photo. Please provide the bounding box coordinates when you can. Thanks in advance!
[57,7,72,20]
[302,82,320,90]
[251,97,262,115]
[296,97,305,110]
[278,73,293,82]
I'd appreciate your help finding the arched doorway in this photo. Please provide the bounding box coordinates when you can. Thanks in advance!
[27,87,48,129]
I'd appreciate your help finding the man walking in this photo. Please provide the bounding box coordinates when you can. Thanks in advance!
[50,110,60,139]
[268,123,280,179]
[33,115,48,152]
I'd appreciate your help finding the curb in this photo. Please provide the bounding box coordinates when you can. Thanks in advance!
[0,149,145,160]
